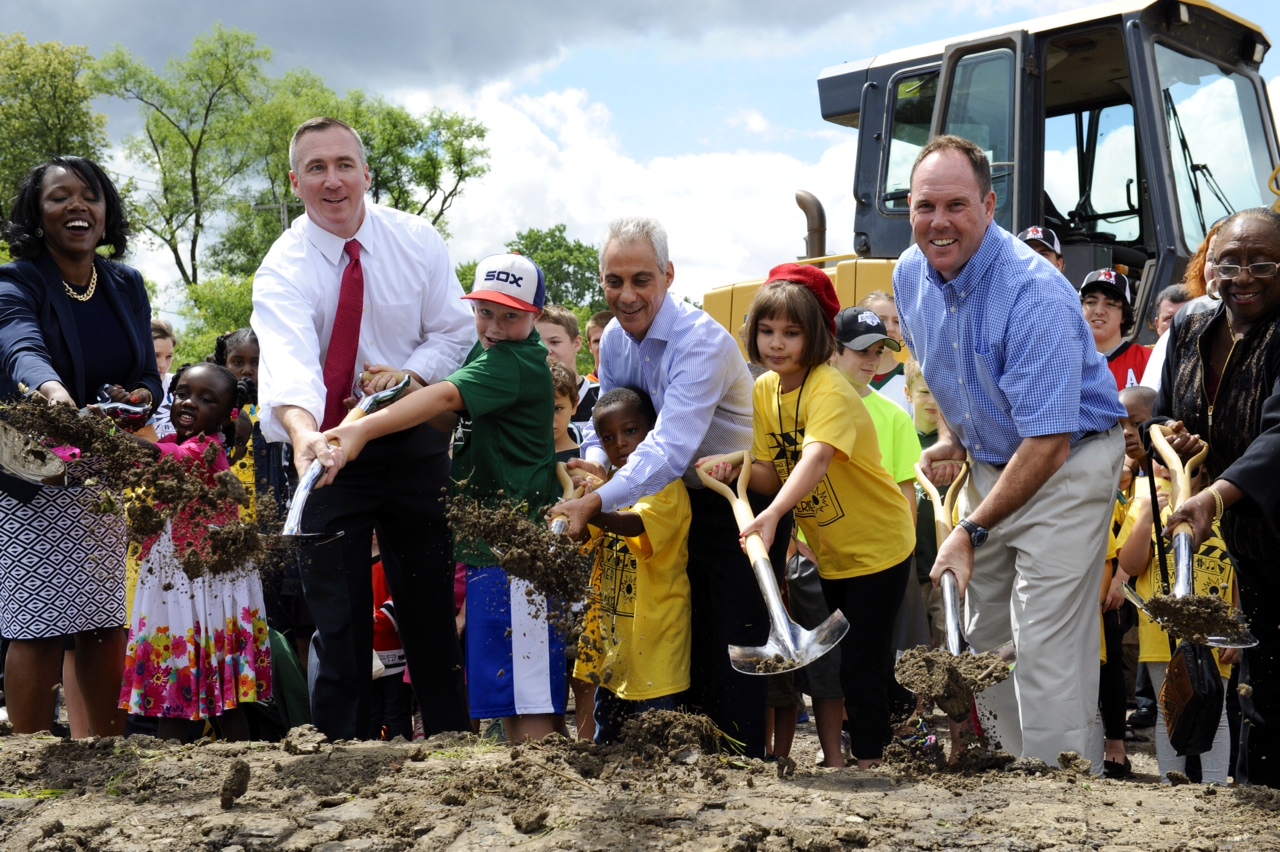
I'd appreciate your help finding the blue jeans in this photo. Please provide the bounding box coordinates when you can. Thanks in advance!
[594,690,676,744]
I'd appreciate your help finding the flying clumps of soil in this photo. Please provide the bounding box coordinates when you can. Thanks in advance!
[2,396,267,580]
[1144,594,1249,646]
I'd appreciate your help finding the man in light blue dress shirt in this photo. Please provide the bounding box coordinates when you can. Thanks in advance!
[553,217,786,758]
[895,135,1126,765]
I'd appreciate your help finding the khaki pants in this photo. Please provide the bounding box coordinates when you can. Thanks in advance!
[960,427,1123,764]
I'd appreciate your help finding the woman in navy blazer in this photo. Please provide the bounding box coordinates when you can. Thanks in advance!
[0,156,162,736]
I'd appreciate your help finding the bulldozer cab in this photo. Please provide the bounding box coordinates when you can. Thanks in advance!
[706,0,1277,346]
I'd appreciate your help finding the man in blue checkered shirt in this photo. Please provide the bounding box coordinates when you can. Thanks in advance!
[894,135,1126,766]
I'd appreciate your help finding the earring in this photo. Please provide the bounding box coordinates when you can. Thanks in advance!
[35,227,43,237]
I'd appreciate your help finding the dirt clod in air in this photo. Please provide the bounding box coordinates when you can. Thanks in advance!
[1144,594,1249,645]
[1,396,270,581]
[219,758,251,809]
[895,646,1011,721]
[445,485,593,636]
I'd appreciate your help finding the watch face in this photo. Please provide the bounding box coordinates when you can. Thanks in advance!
[971,527,988,547]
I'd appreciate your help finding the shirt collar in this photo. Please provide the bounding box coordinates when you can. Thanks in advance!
[624,294,680,345]
[302,210,372,265]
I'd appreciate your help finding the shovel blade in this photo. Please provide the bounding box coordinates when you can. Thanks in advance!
[728,608,850,675]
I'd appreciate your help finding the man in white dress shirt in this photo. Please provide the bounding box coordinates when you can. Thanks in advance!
[252,117,474,740]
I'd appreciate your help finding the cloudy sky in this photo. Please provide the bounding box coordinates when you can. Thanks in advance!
[9,0,1280,311]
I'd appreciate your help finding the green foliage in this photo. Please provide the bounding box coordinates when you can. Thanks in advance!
[92,26,271,288]
[343,94,490,238]
[0,34,107,222]
[506,224,604,312]
[0,242,10,265]
[176,273,255,364]
[455,259,478,294]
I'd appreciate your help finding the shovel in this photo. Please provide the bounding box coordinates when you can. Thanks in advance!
[913,461,1017,665]
[1125,425,1257,648]
[279,373,412,547]
[548,462,604,536]
[696,451,849,675]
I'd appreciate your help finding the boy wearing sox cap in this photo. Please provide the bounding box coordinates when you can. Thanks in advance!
[326,253,566,743]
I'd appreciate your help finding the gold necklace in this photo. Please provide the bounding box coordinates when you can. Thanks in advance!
[62,264,98,302]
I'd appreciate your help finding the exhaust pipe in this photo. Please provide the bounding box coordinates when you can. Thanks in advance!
[796,190,827,262]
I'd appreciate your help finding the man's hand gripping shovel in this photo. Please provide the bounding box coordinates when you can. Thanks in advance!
[910,462,1016,684]
[696,451,849,675]
[1118,425,1257,649]
[279,373,412,548]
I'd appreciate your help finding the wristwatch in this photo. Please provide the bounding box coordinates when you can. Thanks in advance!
[957,518,988,548]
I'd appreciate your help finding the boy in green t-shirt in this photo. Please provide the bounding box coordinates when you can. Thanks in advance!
[325,253,564,744]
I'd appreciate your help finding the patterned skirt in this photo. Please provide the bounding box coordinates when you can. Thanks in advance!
[0,478,126,639]
[119,522,272,720]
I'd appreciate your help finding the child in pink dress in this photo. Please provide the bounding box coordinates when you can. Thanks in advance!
[119,362,271,742]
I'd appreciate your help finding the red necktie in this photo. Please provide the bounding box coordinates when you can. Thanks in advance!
[320,239,364,430]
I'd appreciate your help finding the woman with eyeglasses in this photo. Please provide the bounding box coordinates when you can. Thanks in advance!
[1154,207,1280,787]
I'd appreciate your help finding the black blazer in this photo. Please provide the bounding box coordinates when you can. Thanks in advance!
[0,252,162,499]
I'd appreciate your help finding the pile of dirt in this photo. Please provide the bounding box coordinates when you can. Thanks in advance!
[1145,594,1250,645]
[5,718,1280,850]
[894,646,1011,721]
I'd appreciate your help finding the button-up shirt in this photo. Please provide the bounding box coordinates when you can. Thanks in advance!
[894,224,1123,465]
[583,295,753,512]
[252,202,475,442]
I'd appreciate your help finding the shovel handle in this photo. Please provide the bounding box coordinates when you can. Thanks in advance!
[1148,424,1210,514]
[357,370,408,387]
[696,451,758,535]
[940,570,967,657]
[914,460,969,551]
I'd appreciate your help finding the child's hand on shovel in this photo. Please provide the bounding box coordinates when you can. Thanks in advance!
[546,492,602,540]
[739,507,784,554]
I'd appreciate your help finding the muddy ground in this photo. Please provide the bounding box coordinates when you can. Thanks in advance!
[2,713,1280,851]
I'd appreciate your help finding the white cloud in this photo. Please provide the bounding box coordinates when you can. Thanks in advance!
[401,84,857,303]
[728,109,771,136]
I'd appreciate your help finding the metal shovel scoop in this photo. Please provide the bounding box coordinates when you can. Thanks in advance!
[279,373,412,547]
[696,451,849,675]
[1124,426,1258,648]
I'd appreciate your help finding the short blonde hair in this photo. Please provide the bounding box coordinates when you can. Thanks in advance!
[903,358,927,392]
[549,360,578,406]
[539,305,581,340]
[859,290,895,308]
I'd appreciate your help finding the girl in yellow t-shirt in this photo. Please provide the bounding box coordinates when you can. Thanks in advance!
[1116,468,1238,784]
[704,265,916,768]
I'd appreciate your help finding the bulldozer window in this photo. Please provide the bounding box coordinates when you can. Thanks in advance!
[882,70,938,212]
[1154,42,1273,251]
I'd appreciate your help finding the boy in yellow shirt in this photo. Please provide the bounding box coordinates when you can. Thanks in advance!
[572,387,692,743]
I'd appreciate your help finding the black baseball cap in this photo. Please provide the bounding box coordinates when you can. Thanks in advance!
[1016,226,1062,255]
[834,307,901,352]
[1080,268,1130,305]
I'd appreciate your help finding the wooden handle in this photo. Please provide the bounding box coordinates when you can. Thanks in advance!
[915,460,968,550]
[1149,424,1210,513]
[358,370,408,387]
[696,451,752,504]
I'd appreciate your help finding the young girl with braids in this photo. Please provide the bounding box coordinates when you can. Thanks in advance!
[118,362,272,742]
[211,328,264,519]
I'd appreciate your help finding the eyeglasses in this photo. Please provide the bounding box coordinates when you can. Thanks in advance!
[1214,262,1279,280]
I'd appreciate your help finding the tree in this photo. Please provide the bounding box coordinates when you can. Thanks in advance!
[505,225,604,312]
[0,35,107,222]
[176,273,254,365]
[341,94,489,238]
[93,26,270,288]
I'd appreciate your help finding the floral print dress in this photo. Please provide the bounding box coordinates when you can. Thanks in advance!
[119,434,271,720]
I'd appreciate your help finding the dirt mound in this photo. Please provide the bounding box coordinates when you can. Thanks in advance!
[3,721,1280,849]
